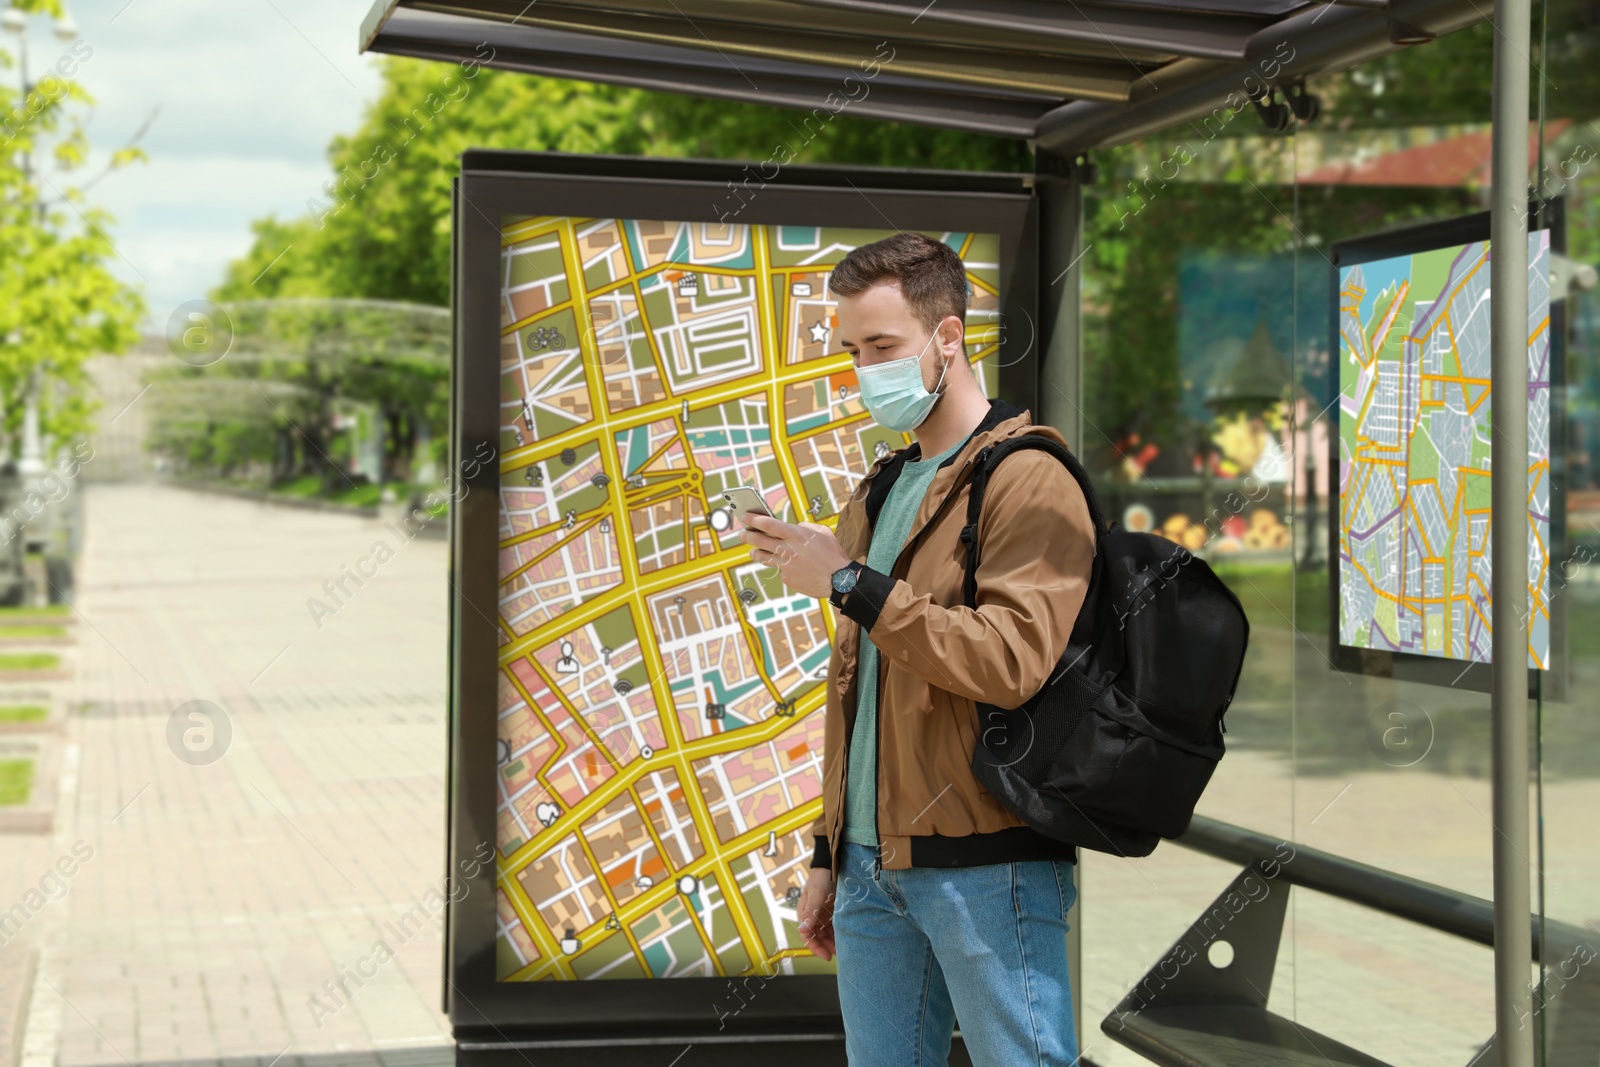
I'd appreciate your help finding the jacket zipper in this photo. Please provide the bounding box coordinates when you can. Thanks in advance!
[866,444,984,878]
[873,638,883,877]
[846,454,892,879]
[872,506,921,878]
[837,457,881,880]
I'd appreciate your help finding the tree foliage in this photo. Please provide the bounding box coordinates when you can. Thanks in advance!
[206,15,1586,495]
[146,299,450,489]
[0,8,145,451]
[200,59,1028,488]
[214,58,1028,307]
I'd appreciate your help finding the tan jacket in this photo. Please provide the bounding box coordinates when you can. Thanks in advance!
[809,397,1097,875]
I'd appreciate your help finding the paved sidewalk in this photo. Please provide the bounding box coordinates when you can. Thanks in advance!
[7,483,453,1065]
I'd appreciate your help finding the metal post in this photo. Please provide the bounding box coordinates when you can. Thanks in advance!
[1035,155,1087,450]
[1034,146,1086,1057]
[1489,0,1534,1064]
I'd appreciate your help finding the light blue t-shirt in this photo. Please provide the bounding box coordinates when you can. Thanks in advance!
[841,436,967,847]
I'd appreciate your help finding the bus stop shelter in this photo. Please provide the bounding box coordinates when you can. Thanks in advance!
[356,3,1546,1065]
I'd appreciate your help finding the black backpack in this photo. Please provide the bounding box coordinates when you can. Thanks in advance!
[953,435,1250,858]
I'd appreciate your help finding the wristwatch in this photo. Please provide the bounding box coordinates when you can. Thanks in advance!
[829,561,864,610]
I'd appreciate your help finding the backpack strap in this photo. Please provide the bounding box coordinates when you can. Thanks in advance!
[958,436,1107,609]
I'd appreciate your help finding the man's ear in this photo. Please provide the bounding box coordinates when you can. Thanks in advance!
[940,314,965,359]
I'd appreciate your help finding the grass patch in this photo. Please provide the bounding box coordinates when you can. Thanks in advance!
[329,483,383,507]
[0,652,60,671]
[0,625,66,638]
[0,758,33,805]
[1211,560,1329,633]
[272,474,325,498]
[271,475,382,508]
[0,604,68,616]
[1212,560,1290,620]
[0,705,47,723]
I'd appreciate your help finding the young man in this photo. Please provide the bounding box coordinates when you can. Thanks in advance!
[738,232,1097,1066]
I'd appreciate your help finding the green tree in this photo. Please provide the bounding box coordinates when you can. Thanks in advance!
[207,21,1555,499]
[0,0,145,451]
[214,58,1027,306]
[147,299,450,490]
[647,91,1030,172]
[202,58,1027,491]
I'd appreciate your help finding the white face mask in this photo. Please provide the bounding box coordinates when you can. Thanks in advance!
[854,329,949,432]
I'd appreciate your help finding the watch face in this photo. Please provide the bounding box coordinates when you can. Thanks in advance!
[833,566,859,593]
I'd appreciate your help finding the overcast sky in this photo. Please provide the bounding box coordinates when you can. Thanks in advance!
[15,0,385,333]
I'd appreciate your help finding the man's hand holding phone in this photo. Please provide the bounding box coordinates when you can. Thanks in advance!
[734,503,852,601]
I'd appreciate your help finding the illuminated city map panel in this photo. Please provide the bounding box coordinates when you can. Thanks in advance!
[1337,230,1550,668]
[494,217,1002,981]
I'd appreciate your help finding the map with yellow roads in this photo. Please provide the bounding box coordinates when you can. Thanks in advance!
[493,216,1002,981]
[1337,230,1550,667]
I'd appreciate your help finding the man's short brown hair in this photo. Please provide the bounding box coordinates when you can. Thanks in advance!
[828,232,968,334]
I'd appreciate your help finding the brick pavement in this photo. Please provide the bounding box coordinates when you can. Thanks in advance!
[9,484,453,1065]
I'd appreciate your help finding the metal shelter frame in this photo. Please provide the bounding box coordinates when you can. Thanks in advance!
[359,2,1540,1064]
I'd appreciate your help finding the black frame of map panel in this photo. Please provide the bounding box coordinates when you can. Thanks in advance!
[447,150,1039,1044]
[1326,195,1565,697]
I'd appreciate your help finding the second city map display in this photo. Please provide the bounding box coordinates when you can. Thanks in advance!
[1337,228,1551,669]
[492,218,1002,981]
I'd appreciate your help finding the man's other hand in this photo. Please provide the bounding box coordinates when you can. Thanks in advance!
[796,866,836,961]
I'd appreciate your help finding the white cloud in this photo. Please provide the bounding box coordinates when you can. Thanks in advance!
[13,0,387,329]
[80,153,340,322]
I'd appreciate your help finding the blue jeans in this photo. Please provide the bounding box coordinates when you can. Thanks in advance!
[832,841,1079,1067]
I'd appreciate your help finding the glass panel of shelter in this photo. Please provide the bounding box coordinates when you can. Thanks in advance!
[1073,19,1565,1064]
